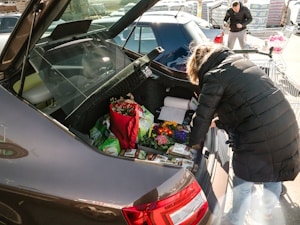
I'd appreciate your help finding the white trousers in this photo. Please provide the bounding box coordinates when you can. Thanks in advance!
[227,29,247,49]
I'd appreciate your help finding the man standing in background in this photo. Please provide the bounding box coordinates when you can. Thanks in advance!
[224,0,253,49]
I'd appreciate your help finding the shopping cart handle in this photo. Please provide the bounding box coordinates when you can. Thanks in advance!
[233,47,274,58]
[268,47,274,58]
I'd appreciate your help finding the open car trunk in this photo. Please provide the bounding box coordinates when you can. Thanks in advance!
[25,31,229,209]
[4,1,228,178]
[29,35,199,168]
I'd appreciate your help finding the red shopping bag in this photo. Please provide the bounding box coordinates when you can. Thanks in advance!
[109,100,141,149]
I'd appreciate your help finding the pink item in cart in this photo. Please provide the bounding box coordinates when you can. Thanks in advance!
[268,34,284,53]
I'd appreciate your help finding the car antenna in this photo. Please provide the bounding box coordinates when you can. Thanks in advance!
[175,5,184,18]
[121,15,142,50]
[18,2,44,97]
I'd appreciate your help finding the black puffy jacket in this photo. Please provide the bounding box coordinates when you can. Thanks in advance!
[189,48,300,182]
[224,2,252,32]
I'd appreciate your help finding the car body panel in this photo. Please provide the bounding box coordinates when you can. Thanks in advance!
[142,10,224,43]
[0,84,186,204]
[0,33,10,54]
[1,81,201,225]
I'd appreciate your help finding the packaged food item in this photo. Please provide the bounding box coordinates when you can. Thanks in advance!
[153,154,168,163]
[121,149,152,161]
[123,149,138,158]
[137,150,147,160]
[171,158,194,171]
[167,143,192,159]
[181,159,194,170]
[146,153,157,161]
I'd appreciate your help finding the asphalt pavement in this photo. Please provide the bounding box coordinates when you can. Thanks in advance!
[224,33,300,225]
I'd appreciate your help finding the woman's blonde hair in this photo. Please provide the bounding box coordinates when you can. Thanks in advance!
[186,43,218,85]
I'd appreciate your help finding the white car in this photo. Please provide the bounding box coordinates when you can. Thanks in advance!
[289,0,300,33]
[0,13,20,53]
[0,13,20,33]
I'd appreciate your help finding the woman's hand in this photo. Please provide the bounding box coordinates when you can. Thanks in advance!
[210,117,219,128]
[186,144,201,151]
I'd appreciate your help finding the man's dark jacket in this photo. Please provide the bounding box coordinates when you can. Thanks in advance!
[224,2,252,32]
[189,48,300,182]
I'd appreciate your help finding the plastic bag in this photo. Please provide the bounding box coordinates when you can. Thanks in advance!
[138,106,154,141]
[90,115,110,147]
[268,34,284,53]
[99,134,121,156]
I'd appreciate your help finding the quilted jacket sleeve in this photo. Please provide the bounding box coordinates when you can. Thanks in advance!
[189,75,224,146]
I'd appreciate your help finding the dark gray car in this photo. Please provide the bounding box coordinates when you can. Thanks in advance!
[0,1,230,224]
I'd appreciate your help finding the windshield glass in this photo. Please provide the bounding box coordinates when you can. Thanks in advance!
[43,0,133,37]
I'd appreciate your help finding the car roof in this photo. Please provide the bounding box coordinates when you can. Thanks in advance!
[144,10,211,27]
[93,12,193,26]
[0,13,21,17]
[137,14,193,24]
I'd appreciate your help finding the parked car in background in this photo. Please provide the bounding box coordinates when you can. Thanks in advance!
[0,14,64,54]
[0,13,20,52]
[150,0,199,15]
[96,13,208,71]
[93,10,224,44]
[0,0,230,224]
[289,0,300,33]
[92,11,223,71]
[0,13,20,33]
[143,11,224,43]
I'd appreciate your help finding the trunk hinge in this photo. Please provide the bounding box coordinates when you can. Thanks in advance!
[17,2,44,97]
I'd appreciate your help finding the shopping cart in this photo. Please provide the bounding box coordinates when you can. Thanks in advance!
[233,47,275,76]
[267,25,296,73]
[233,47,300,127]
[268,25,295,53]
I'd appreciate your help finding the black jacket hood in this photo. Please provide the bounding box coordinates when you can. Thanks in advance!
[197,47,233,90]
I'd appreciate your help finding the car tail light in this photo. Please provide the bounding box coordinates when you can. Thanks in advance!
[122,180,208,225]
[214,31,224,44]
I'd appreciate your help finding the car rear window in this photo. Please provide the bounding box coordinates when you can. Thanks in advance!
[120,25,158,54]
[29,38,131,115]
[185,20,208,47]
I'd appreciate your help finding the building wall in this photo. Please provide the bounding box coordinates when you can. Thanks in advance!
[201,0,286,28]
